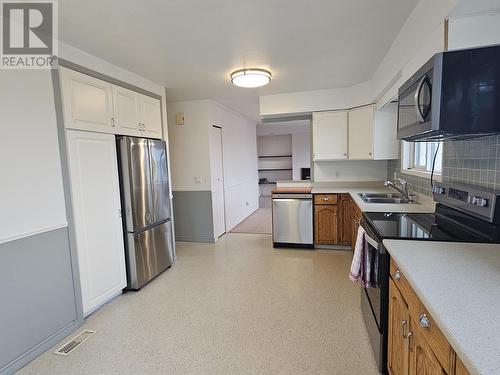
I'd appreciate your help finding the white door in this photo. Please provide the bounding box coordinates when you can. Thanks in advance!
[348,105,374,160]
[312,111,348,161]
[112,85,141,136]
[66,130,127,316]
[60,67,114,133]
[139,94,162,139]
[209,126,226,239]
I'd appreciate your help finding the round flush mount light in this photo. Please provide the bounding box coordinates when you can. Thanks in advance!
[230,68,272,88]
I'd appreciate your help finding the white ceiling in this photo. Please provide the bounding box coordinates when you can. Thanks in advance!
[58,0,418,120]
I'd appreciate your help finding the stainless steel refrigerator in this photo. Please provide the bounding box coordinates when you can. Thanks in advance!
[117,136,174,290]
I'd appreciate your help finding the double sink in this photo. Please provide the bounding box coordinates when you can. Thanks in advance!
[358,192,418,204]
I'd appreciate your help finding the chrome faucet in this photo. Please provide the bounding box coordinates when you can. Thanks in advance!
[384,178,410,202]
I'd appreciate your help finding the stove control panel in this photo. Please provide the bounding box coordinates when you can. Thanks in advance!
[433,182,499,223]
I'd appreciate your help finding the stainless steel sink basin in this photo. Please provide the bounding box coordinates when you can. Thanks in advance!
[358,193,419,204]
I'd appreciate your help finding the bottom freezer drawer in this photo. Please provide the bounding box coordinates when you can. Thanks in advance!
[272,198,313,244]
[126,220,174,290]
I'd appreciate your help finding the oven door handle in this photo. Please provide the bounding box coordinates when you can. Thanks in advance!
[364,232,380,249]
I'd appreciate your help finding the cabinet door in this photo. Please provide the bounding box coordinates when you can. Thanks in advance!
[139,94,162,139]
[66,130,127,316]
[339,194,352,246]
[60,67,114,133]
[314,205,338,244]
[348,105,374,160]
[112,85,141,136]
[312,111,348,161]
[408,321,447,375]
[388,279,410,375]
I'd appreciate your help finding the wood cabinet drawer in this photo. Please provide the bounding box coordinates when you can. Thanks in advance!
[390,259,452,373]
[314,194,338,205]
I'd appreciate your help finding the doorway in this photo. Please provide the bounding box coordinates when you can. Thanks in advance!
[210,126,226,239]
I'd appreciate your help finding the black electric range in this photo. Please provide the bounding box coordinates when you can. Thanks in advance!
[359,182,500,375]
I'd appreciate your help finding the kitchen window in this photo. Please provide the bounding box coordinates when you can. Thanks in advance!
[401,141,442,177]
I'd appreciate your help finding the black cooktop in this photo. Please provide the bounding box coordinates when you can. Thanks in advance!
[363,206,500,243]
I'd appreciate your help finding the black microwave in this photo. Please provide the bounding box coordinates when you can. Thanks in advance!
[398,44,500,141]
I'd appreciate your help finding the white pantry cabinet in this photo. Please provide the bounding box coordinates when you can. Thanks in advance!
[312,104,397,161]
[348,105,374,160]
[66,130,127,316]
[60,67,163,139]
[312,111,348,161]
[60,68,114,133]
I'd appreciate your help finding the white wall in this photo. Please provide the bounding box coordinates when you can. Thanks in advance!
[314,160,388,182]
[208,101,259,231]
[448,11,500,50]
[292,132,311,180]
[260,81,373,119]
[167,100,212,191]
[0,70,67,244]
[257,135,292,156]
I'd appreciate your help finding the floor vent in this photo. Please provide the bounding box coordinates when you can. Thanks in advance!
[54,330,96,356]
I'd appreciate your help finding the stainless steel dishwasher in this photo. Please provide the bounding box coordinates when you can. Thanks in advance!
[272,193,313,248]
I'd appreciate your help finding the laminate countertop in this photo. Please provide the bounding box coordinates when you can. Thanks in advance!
[271,187,312,194]
[311,182,435,213]
[384,239,500,375]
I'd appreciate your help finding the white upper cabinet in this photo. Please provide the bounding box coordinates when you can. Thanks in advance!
[312,111,348,161]
[138,94,162,138]
[60,67,163,139]
[348,105,374,160]
[112,85,141,136]
[60,67,114,133]
[312,104,398,161]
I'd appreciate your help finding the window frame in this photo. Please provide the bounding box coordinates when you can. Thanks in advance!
[400,141,443,180]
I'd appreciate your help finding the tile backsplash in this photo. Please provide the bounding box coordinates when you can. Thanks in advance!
[387,135,500,197]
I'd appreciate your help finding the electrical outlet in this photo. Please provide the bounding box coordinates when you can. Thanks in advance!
[194,176,202,184]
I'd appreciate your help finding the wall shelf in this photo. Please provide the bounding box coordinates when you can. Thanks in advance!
[258,155,292,158]
[258,168,293,172]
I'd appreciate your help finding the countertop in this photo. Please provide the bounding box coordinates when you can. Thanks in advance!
[311,181,435,213]
[272,187,312,194]
[384,239,500,375]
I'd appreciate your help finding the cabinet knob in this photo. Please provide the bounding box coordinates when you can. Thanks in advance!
[419,313,431,329]
[323,197,329,201]
[394,270,401,280]
[401,320,407,338]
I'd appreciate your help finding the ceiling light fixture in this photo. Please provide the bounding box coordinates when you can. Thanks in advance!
[230,68,272,88]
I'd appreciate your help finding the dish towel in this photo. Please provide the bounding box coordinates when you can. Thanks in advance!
[349,226,371,288]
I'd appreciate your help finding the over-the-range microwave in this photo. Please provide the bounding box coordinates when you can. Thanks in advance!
[398,44,500,142]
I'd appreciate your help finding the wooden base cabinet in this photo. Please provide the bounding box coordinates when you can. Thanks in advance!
[388,260,470,375]
[339,194,352,246]
[314,204,338,245]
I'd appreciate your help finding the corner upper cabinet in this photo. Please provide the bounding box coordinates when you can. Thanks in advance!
[348,105,374,160]
[312,111,348,161]
[138,94,162,138]
[60,67,114,133]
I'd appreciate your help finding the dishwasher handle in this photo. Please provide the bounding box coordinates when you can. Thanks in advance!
[273,193,312,199]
